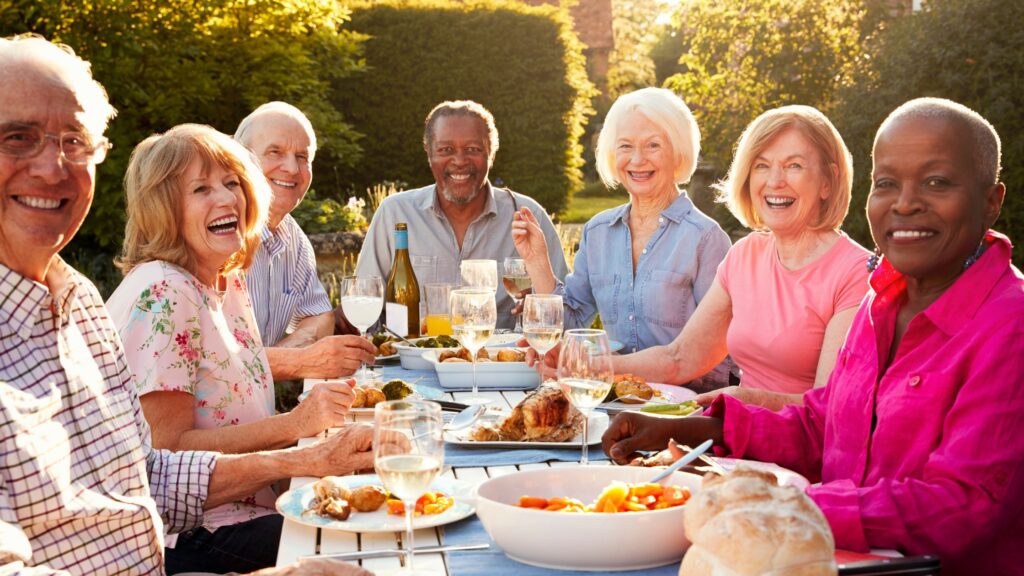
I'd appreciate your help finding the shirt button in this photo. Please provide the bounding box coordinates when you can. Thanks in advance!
[628,314,634,321]
[659,217,664,223]
[909,375,921,387]
[642,248,648,254]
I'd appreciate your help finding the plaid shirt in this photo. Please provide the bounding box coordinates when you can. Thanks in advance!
[0,258,216,575]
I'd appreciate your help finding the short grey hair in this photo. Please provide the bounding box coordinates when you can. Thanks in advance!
[876,97,1001,185]
[595,87,701,189]
[234,101,317,157]
[0,33,116,137]
[423,100,499,163]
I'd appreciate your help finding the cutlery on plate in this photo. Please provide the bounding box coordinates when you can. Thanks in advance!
[301,543,490,561]
[381,324,418,347]
[443,404,486,431]
[648,439,714,483]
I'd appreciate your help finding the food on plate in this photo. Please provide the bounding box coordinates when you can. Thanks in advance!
[306,476,355,520]
[468,383,583,442]
[352,386,387,408]
[385,491,455,516]
[381,379,414,401]
[613,374,653,404]
[350,484,389,512]
[351,386,367,408]
[378,340,397,356]
[640,400,700,416]
[414,335,460,348]
[439,347,483,362]
[680,467,837,576]
[312,476,352,502]
[496,348,527,362]
[518,481,691,513]
[441,357,470,363]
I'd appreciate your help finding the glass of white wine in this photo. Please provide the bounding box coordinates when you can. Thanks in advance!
[523,294,562,365]
[340,275,384,383]
[449,288,496,405]
[557,329,614,465]
[374,400,444,575]
[502,257,531,332]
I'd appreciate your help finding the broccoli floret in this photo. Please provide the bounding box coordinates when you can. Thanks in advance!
[381,379,414,401]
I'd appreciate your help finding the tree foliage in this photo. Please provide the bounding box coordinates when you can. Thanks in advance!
[326,0,596,216]
[0,0,365,252]
[606,0,659,99]
[831,0,1024,264]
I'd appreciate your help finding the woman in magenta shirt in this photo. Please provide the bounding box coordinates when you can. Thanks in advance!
[602,98,1023,575]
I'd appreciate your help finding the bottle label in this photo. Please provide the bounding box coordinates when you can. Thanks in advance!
[386,302,409,337]
[395,229,408,250]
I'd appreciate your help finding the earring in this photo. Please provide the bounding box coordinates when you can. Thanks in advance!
[963,240,987,270]
[867,246,881,272]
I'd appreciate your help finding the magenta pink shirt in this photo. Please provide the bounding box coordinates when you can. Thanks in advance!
[718,232,869,394]
[710,231,1024,575]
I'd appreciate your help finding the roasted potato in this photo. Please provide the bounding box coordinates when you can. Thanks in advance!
[438,349,462,362]
[442,357,470,363]
[378,341,397,356]
[496,348,526,362]
[317,497,352,520]
[363,387,386,407]
[614,374,653,404]
[350,485,388,512]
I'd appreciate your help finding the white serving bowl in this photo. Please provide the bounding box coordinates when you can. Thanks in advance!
[422,348,541,390]
[393,337,458,370]
[474,465,701,571]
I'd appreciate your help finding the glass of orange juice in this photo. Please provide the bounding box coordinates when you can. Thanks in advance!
[424,283,453,336]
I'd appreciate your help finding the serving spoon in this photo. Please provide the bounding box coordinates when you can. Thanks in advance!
[648,439,714,484]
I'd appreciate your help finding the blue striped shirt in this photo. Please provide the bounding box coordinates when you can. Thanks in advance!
[245,214,332,346]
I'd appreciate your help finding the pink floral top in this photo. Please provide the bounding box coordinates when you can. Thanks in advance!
[106,260,276,532]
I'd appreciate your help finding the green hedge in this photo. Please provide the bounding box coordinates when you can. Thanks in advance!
[323,0,595,216]
[831,0,1024,265]
[1,0,366,253]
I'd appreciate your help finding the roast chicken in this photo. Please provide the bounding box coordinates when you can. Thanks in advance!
[470,383,584,442]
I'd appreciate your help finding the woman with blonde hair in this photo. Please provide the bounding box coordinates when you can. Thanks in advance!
[106,124,359,574]
[513,87,732,387]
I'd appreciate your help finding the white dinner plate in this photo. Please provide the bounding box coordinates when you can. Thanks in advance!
[713,458,809,490]
[600,383,698,415]
[275,474,475,533]
[444,410,608,448]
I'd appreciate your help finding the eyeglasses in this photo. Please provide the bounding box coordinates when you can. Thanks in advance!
[0,124,111,165]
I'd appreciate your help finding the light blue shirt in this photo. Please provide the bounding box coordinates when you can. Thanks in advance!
[557,191,731,381]
[245,214,332,346]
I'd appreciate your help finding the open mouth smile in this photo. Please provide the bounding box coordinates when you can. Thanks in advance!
[207,215,240,235]
[765,195,795,208]
[15,195,67,210]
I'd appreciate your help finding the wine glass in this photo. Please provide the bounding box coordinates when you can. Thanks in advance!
[523,294,562,365]
[340,275,384,383]
[450,288,497,405]
[374,400,444,575]
[460,259,498,292]
[557,329,614,464]
[502,257,531,332]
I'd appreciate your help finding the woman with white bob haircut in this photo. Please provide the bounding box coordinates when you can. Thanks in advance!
[514,87,732,388]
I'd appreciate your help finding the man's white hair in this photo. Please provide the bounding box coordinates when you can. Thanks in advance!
[234,101,317,157]
[876,97,1001,185]
[0,33,116,137]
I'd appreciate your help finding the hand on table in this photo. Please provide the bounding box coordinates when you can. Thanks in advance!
[304,423,375,477]
[290,379,356,437]
[601,411,724,465]
[693,386,794,410]
[248,557,373,576]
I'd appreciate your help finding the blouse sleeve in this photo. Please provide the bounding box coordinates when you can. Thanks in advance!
[115,273,204,396]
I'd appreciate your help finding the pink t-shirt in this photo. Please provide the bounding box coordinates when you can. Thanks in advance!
[718,232,869,394]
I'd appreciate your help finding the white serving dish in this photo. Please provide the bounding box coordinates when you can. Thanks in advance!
[394,334,523,370]
[422,348,541,390]
[475,465,701,571]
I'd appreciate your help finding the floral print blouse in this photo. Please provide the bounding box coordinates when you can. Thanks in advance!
[106,260,277,532]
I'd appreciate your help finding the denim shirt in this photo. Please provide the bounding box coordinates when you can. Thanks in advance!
[557,190,731,358]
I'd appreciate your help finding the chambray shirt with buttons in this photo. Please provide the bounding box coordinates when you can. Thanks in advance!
[710,230,1024,576]
[556,190,731,364]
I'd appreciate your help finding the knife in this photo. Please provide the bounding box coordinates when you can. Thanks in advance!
[429,399,470,411]
[301,542,489,561]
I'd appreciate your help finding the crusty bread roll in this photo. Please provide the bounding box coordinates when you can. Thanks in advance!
[680,467,837,576]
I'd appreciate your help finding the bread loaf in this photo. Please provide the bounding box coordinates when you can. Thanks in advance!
[680,467,837,576]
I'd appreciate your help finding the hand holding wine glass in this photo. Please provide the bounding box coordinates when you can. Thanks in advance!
[374,400,444,575]
[557,329,614,465]
[450,288,496,405]
[502,257,531,331]
[340,275,384,383]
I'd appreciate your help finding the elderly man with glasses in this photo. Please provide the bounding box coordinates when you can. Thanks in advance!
[0,34,371,576]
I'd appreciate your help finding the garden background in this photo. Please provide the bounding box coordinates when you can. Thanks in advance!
[2,0,1020,297]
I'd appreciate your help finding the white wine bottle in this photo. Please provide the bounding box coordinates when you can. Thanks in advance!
[385,223,420,337]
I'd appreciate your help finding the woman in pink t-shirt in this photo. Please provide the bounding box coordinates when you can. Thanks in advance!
[610,106,869,409]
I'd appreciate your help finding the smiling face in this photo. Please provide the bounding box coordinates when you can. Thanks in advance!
[0,65,97,281]
[179,157,247,284]
[246,112,312,228]
[427,114,491,206]
[748,128,831,237]
[614,111,678,200]
[868,116,1003,287]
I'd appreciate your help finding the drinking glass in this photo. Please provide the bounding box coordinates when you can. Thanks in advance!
[557,329,614,464]
[523,294,563,365]
[340,275,384,382]
[501,257,531,332]
[424,283,453,336]
[460,259,498,292]
[450,288,497,405]
[374,400,444,575]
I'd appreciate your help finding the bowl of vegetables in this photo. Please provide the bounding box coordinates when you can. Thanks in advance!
[474,465,701,571]
[392,335,461,370]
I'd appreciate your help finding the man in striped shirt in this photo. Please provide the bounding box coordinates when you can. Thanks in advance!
[0,35,371,575]
[235,104,376,379]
